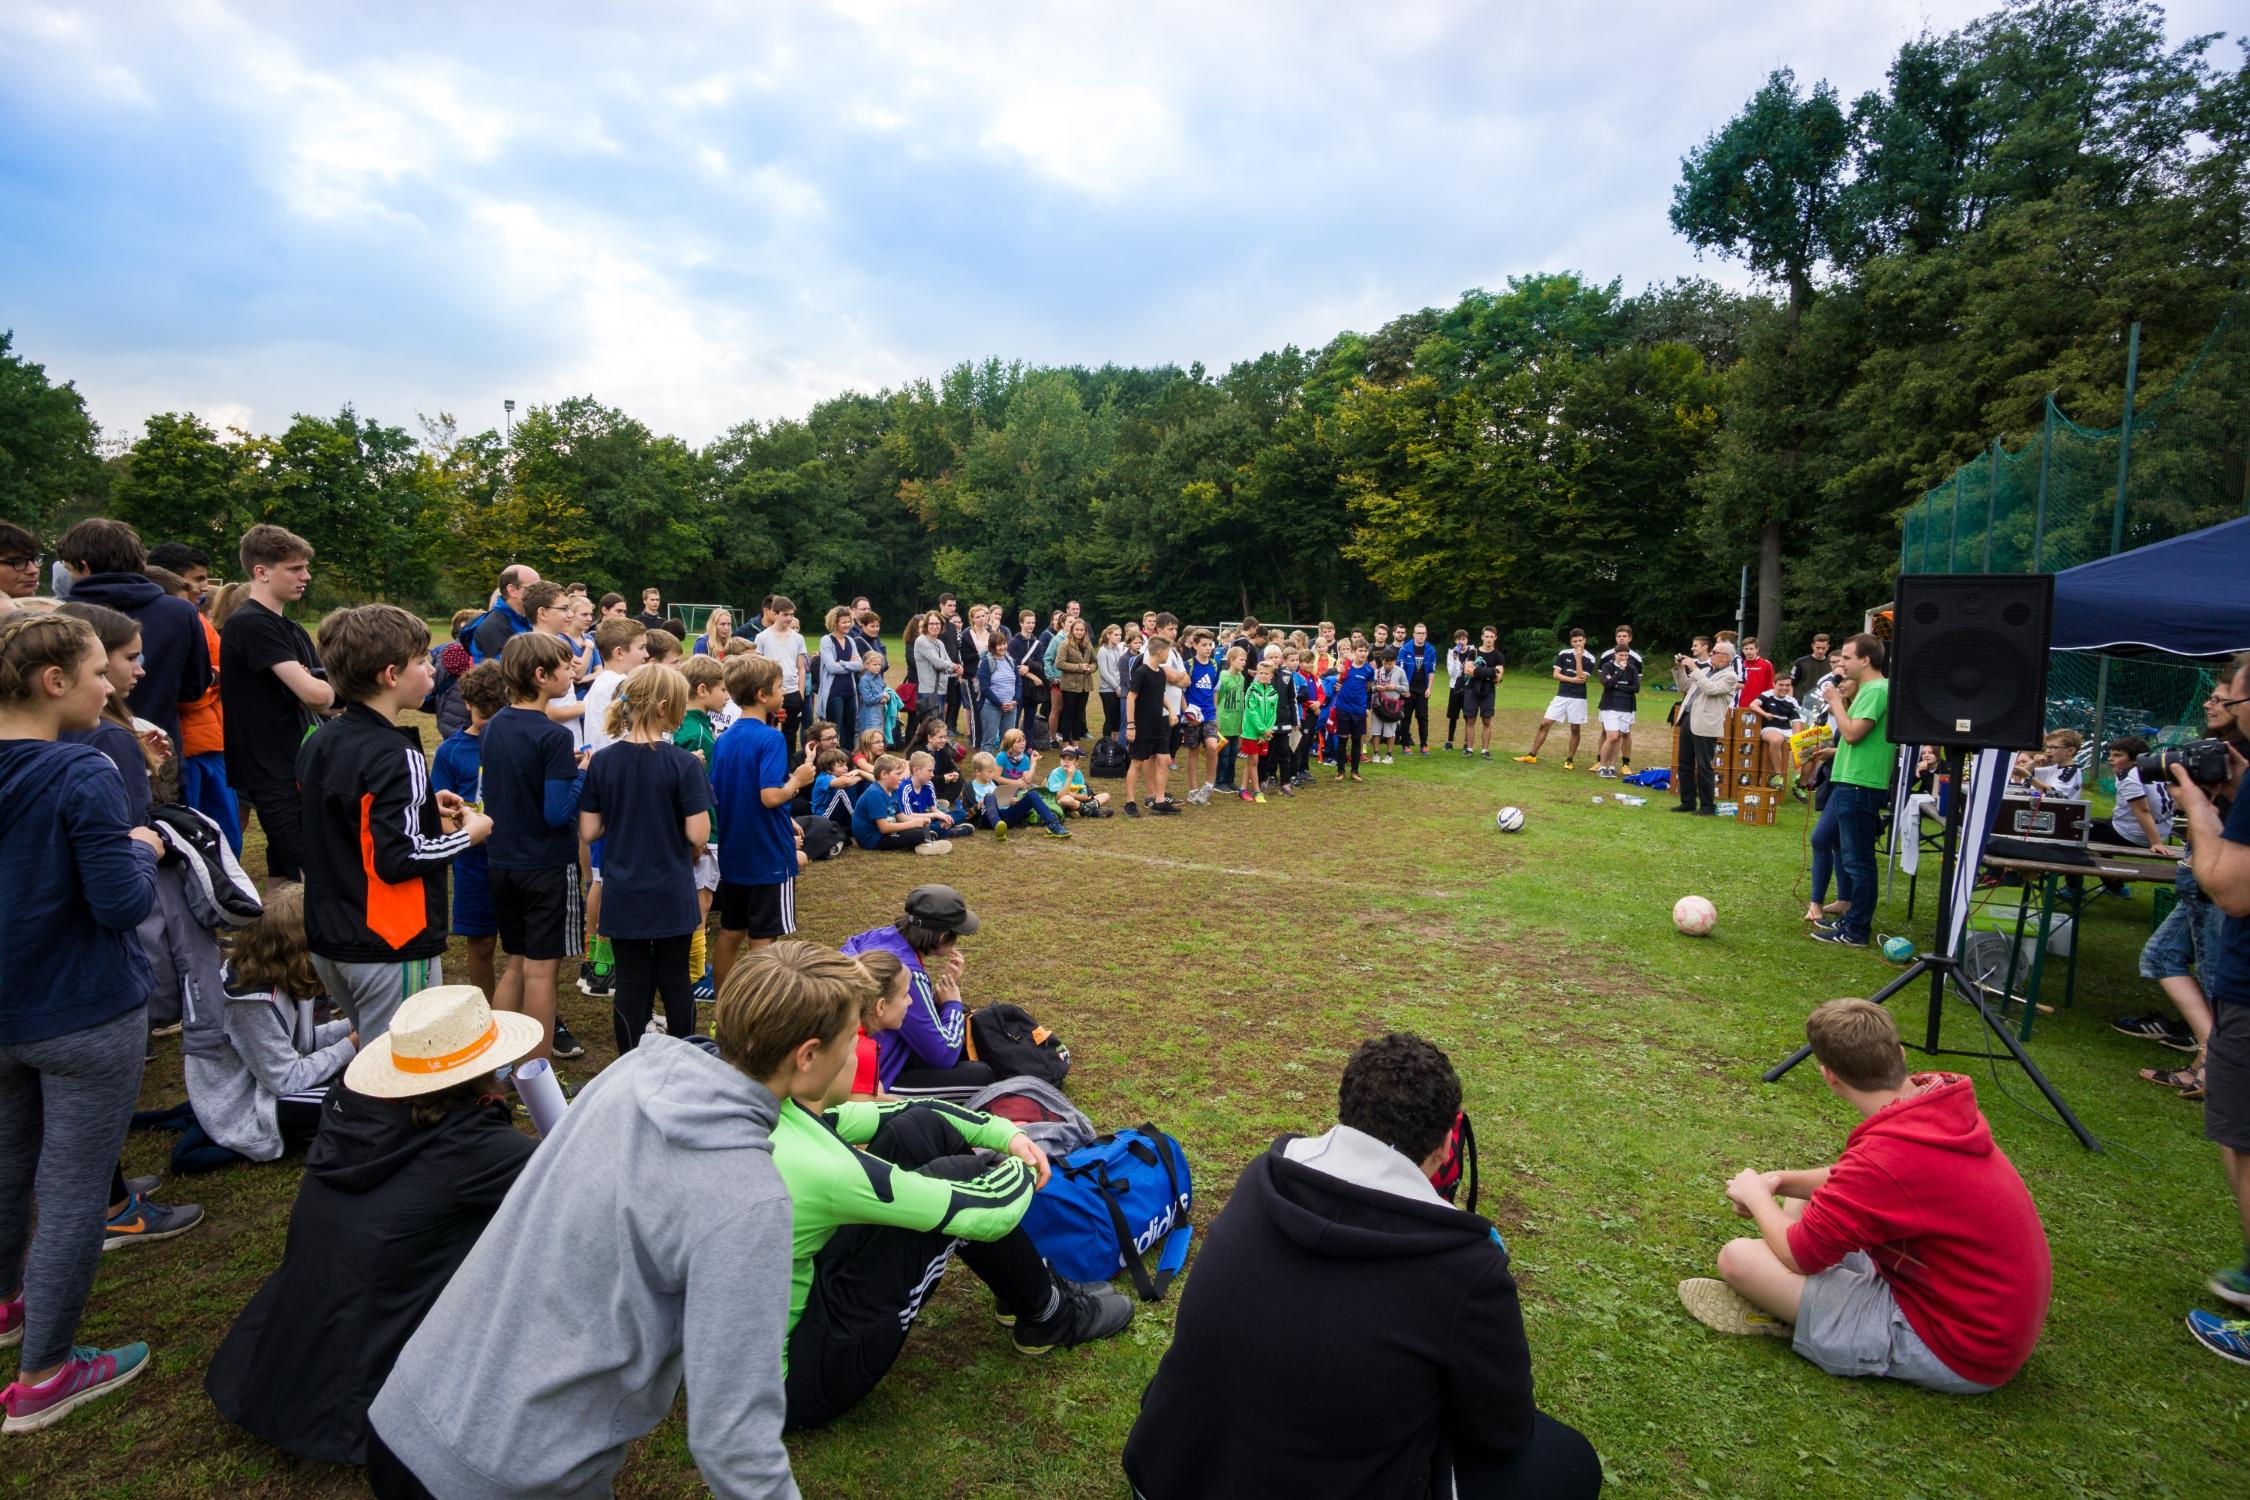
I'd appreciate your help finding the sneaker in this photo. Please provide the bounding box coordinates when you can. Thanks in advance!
[148,1021,183,1039]
[550,1016,587,1060]
[1150,800,1182,816]
[645,1013,669,1037]
[578,962,614,999]
[1442,742,1454,751]
[1808,927,1869,948]
[1349,773,1364,783]
[993,1277,1112,1328]
[913,839,953,855]
[1255,792,1268,803]
[1012,1280,1134,1354]
[2113,1014,2198,1050]
[1677,1278,1792,1338]
[101,1192,203,1254]
[692,969,715,1003]
[1240,789,1254,802]
[1669,805,1698,814]
[1461,747,1473,758]
[1042,824,1072,840]
[0,1293,19,1350]
[122,1174,160,1199]
[1123,801,1141,819]
[2186,1309,2250,1367]
[993,820,1008,843]
[1278,783,1295,797]
[1481,749,1493,760]
[1514,754,1538,765]
[1562,759,1577,771]
[1,1342,151,1433]
[2210,1263,2250,1311]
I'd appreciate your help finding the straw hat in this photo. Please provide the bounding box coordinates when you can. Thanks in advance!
[344,985,544,1099]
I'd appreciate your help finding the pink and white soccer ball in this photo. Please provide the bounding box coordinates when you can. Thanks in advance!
[1672,895,1717,936]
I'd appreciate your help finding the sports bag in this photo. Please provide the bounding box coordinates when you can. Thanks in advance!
[1088,737,1129,779]
[1019,1124,1192,1301]
[148,804,263,930]
[963,1076,1098,1156]
[1025,710,1054,750]
[969,1003,1070,1085]
[796,814,847,861]
[1425,1111,1479,1213]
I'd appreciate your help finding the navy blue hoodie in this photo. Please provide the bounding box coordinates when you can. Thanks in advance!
[0,738,159,1044]
[66,571,212,745]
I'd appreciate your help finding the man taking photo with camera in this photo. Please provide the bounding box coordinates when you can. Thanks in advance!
[2168,652,2250,1367]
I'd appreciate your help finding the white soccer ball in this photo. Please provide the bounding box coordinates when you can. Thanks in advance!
[1494,806,1525,833]
[1672,895,1717,937]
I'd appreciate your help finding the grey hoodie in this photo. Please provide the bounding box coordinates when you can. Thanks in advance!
[368,1036,799,1499]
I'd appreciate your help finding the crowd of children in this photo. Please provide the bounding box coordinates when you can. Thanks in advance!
[3,514,2247,1483]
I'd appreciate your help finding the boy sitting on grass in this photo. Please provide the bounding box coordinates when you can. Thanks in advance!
[1679,998,2051,1394]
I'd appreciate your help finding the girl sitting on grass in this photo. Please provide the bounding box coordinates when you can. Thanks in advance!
[848,950,913,1101]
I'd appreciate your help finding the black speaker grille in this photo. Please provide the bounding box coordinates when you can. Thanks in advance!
[1890,572,2054,749]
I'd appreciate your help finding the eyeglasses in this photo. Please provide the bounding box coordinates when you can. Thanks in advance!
[0,554,40,570]
[2211,693,2250,710]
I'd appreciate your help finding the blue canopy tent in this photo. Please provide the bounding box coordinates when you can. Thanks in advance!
[2051,514,2250,658]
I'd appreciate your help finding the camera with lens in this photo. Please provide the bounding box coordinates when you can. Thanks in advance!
[2136,738,2233,786]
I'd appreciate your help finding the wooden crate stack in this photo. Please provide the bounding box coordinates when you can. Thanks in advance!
[1725,707,1779,826]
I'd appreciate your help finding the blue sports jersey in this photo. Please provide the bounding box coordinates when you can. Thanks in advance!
[1184,658,1219,719]
[709,716,797,886]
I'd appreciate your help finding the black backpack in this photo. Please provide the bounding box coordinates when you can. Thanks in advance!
[1088,737,1129,779]
[796,815,847,861]
[970,1003,1070,1085]
[1026,710,1055,750]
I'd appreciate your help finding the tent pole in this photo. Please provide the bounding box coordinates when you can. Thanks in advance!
[2109,320,2141,559]
[2031,399,2054,570]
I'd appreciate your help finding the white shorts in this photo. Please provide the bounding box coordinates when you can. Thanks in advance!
[1599,709,1636,734]
[1542,697,1588,726]
[694,846,722,894]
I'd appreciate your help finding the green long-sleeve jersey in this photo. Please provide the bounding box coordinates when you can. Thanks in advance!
[770,1097,1032,1361]
[1241,681,1279,741]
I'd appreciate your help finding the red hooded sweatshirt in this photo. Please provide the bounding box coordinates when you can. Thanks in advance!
[1786,1072,2050,1388]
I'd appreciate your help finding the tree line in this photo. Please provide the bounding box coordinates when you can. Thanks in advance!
[2,0,2242,662]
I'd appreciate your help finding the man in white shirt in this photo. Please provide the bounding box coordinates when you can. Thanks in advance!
[754,598,809,759]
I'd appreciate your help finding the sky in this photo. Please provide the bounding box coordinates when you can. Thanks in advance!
[0,1,2236,448]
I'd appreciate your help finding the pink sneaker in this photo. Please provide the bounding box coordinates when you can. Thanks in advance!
[0,1293,20,1349]
[1,1342,150,1433]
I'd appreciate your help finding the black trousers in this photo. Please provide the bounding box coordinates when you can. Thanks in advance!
[243,782,304,882]
[1404,689,1431,749]
[783,1106,1050,1431]
[611,933,695,1054]
[1060,690,1090,742]
[890,1059,996,1100]
[1446,689,1464,744]
[1099,691,1123,741]
[780,692,806,762]
[366,1425,439,1500]
[1452,1412,1604,1499]
[1678,729,1717,811]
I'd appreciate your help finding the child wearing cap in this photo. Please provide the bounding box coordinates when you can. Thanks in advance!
[366,976,799,1499]
[206,985,539,1467]
[839,886,993,1100]
[1044,743,1111,817]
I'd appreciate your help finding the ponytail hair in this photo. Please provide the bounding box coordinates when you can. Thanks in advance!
[605,662,688,741]
[0,611,100,706]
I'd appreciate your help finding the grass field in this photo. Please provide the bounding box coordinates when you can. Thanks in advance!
[12,676,2249,1498]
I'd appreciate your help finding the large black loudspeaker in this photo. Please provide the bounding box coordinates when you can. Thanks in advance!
[1888,573,2054,750]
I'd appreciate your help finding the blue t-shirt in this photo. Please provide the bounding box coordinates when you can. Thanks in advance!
[428,729,488,876]
[1331,663,1373,716]
[710,717,798,886]
[902,779,940,815]
[1184,658,1219,720]
[579,742,710,939]
[851,779,902,849]
[2210,791,2250,1006]
[480,706,580,870]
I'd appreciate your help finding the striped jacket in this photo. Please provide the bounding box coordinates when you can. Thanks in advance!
[297,703,472,963]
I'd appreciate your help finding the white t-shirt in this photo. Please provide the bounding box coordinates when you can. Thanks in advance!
[580,668,625,754]
[1161,647,1185,718]
[549,690,587,752]
[2111,767,2175,846]
[755,627,806,694]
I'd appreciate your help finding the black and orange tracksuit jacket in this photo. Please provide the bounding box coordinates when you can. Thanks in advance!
[297,703,471,964]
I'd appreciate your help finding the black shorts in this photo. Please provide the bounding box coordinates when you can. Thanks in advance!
[1130,724,1170,762]
[716,878,797,939]
[1462,682,1497,719]
[490,864,582,961]
[2205,999,2250,1152]
[1332,711,1368,738]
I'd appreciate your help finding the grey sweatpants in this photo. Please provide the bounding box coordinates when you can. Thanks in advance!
[0,1006,149,1369]
[311,954,443,1045]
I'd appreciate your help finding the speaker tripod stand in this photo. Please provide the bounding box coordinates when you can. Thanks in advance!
[1761,747,2100,1151]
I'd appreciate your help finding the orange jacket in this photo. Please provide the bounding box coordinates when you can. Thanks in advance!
[179,614,225,758]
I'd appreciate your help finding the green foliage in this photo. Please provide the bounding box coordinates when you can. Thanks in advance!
[0,329,104,533]
[109,411,251,557]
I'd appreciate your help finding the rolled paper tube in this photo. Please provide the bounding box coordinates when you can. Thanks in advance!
[513,1056,569,1138]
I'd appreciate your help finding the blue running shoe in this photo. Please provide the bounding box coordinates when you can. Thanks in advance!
[2186,1308,2250,1367]
[692,968,715,1003]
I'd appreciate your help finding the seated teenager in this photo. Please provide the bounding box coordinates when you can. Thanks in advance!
[839,885,994,1099]
[847,951,912,1100]
[960,750,1070,841]
[364,978,799,1498]
[1680,998,2051,1394]
[1044,742,1112,817]
[204,984,540,1465]
[1123,1033,1600,1500]
[168,882,358,1173]
[743,942,1131,1432]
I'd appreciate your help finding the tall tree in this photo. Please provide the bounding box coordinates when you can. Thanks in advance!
[0,330,104,534]
[109,411,252,557]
